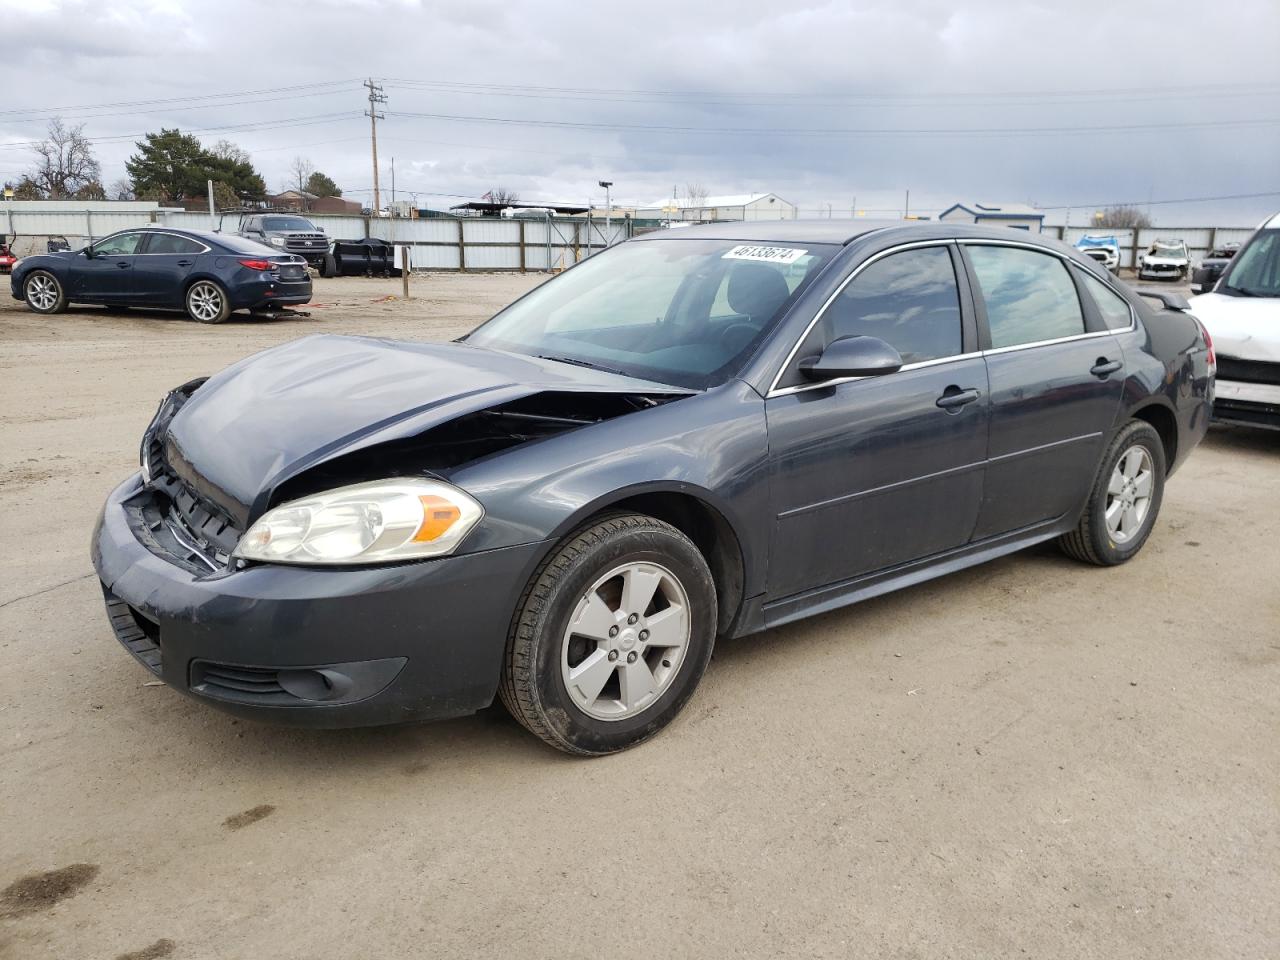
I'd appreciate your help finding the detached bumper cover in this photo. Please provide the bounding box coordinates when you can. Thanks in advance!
[92,474,547,727]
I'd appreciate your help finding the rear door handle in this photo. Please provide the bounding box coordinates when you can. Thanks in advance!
[176,259,193,266]
[936,387,981,410]
[1091,358,1123,378]
[116,261,131,269]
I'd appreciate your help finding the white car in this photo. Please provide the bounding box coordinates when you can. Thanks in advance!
[1187,212,1280,430]
[1138,238,1191,281]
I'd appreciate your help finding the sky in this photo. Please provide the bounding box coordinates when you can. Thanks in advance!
[2,0,1278,225]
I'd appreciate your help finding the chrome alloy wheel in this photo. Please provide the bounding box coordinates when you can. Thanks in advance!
[1105,445,1154,544]
[187,282,223,321]
[560,561,691,721]
[25,274,58,311]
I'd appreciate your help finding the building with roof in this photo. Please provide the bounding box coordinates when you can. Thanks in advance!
[938,201,1044,231]
[270,190,362,215]
[634,193,797,222]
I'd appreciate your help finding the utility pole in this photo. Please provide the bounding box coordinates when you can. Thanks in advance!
[598,180,613,246]
[904,189,910,220]
[364,78,387,215]
[391,156,395,212]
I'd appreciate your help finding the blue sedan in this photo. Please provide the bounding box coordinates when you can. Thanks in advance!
[10,227,312,323]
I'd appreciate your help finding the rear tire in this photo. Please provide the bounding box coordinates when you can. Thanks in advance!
[499,513,717,756]
[23,270,67,314]
[185,280,230,324]
[319,254,337,278]
[1059,420,1166,566]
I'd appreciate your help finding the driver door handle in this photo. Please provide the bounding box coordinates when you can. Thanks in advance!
[936,387,981,410]
[116,261,131,269]
[1091,357,1123,378]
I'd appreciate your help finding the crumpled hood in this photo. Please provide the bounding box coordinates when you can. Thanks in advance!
[164,334,683,522]
[1188,292,1280,363]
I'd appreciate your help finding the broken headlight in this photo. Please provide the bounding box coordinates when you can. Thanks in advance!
[234,479,483,566]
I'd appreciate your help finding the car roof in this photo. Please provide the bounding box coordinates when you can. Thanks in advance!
[630,218,1067,248]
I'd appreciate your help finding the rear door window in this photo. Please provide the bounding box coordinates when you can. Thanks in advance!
[145,234,205,255]
[967,245,1085,348]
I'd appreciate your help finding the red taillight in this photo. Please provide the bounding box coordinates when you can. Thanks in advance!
[1196,319,1216,373]
[238,258,274,271]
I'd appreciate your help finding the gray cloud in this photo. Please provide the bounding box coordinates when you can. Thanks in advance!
[3,0,1277,223]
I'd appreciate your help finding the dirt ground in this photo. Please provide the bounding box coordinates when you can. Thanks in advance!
[1,273,1276,960]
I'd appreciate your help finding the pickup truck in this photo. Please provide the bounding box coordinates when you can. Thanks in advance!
[238,214,329,268]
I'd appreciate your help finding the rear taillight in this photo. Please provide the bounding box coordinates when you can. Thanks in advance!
[238,258,274,271]
[1196,319,1216,375]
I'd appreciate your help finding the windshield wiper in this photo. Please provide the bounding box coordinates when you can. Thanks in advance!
[1224,285,1262,298]
[535,354,629,376]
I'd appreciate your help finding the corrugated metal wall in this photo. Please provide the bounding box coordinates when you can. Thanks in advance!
[1,206,629,269]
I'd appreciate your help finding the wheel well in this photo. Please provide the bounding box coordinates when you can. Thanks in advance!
[1131,404,1177,471]
[593,493,745,637]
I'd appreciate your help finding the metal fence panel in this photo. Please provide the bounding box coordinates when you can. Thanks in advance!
[462,219,520,244]
[464,244,523,270]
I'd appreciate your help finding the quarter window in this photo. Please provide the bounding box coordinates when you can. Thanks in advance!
[1077,271,1133,330]
[967,245,1085,348]
[815,246,963,365]
[92,233,143,256]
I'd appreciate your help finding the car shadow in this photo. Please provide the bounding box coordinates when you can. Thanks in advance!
[61,305,318,326]
[131,547,1062,774]
[1202,423,1279,454]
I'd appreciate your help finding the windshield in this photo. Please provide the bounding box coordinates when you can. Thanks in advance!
[1221,229,1280,298]
[465,239,838,389]
[1149,242,1187,257]
[263,216,317,232]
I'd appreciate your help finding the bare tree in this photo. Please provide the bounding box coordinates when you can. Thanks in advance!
[109,178,135,201]
[684,182,709,206]
[1097,204,1153,229]
[288,156,316,192]
[211,139,252,165]
[488,186,520,206]
[29,118,102,199]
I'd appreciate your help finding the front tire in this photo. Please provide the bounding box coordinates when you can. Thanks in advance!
[1059,420,1166,566]
[499,513,717,756]
[185,280,230,324]
[23,271,67,314]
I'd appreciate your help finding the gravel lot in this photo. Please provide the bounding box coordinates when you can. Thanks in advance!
[1,272,1276,960]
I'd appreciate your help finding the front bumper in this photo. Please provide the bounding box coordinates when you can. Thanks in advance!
[91,474,548,727]
[1212,378,1280,431]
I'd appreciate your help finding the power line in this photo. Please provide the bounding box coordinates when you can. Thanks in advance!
[1036,190,1280,210]
[0,112,362,151]
[381,78,1280,109]
[0,88,355,125]
[379,76,1280,103]
[385,109,1280,138]
[0,79,361,120]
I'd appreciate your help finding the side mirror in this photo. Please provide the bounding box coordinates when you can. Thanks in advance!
[799,335,903,381]
[83,246,94,259]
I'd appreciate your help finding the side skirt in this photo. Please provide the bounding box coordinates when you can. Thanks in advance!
[732,517,1070,637]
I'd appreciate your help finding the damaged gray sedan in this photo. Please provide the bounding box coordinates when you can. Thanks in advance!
[92,221,1212,755]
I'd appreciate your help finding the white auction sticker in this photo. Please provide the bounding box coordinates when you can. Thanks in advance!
[721,245,808,265]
